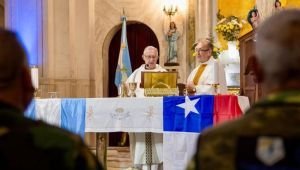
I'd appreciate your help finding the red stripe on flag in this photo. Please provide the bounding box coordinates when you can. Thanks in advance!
[213,95,242,125]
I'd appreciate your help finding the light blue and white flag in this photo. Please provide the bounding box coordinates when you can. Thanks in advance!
[24,98,86,138]
[114,16,132,88]
[25,100,36,120]
[35,99,61,127]
[61,99,86,138]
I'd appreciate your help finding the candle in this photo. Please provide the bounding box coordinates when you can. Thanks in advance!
[213,61,219,84]
[31,66,39,89]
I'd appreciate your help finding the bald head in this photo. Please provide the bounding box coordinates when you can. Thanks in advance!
[0,29,33,111]
[256,9,300,89]
[0,29,27,88]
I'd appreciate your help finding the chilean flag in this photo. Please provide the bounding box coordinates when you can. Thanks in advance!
[163,95,242,170]
[163,95,242,133]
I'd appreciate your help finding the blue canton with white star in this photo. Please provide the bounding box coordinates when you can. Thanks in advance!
[163,95,214,133]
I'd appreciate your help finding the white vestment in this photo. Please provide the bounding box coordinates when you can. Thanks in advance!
[126,64,166,167]
[187,57,228,94]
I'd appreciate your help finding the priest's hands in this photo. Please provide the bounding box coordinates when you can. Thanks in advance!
[186,81,196,95]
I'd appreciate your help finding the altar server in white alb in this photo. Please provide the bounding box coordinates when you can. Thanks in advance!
[126,46,165,170]
[187,38,227,94]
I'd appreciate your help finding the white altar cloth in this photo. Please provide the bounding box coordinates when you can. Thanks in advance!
[26,95,249,170]
[85,96,249,133]
[85,97,163,133]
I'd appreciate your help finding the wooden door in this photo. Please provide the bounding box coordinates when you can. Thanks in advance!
[239,30,266,105]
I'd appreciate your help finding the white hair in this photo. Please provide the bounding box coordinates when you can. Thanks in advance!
[143,46,158,57]
[256,9,300,85]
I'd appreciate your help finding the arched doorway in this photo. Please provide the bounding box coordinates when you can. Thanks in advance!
[108,22,159,98]
[108,22,159,146]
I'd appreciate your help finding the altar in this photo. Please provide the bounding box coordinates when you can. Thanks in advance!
[25,95,249,170]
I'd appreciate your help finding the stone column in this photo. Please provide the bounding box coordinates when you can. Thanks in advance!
[189,0,214,68]
[187,0,196,69]
[42,0,93,98]
[256,0,276,22]
[195,0,213,40]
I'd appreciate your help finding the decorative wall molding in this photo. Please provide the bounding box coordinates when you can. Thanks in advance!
[39,78,95,98]
[42,0,94,98]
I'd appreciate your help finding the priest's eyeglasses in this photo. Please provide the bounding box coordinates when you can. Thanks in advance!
[195,48,210,53]
[143,55,157,59]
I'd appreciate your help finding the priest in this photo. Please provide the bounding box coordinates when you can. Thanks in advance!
[186,38,227,95]
[126,46,166,97]
[126,46,165,170]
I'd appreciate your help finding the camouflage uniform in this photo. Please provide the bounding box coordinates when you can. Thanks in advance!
[187,90,300,170]
[0,101,103,170]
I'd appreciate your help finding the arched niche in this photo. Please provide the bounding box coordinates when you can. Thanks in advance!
[102,21,160,97]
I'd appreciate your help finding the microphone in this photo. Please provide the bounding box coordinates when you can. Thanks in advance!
[145,64,150,70]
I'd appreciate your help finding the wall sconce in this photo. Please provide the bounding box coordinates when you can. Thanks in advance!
[30,65,39,97]
[163,4,178,21]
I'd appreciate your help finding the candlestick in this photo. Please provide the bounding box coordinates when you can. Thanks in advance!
[30,66,39,89]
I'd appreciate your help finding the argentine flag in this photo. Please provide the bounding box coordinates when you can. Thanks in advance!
[24,98,86,138]
[114,15,132,88]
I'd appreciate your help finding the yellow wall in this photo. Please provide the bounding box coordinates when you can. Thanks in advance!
[217,0,255,49]
[280,0,287,6]
[271,0,300,9]
[286,0,300,8]
[216,0,300,49]
[218,0,255,18]
[274,0,300,8]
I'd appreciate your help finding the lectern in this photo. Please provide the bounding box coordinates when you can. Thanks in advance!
[141,71,178,97]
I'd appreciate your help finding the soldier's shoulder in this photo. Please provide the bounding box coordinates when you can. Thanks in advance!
[201,116,249,139]
[29,120,83,145]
